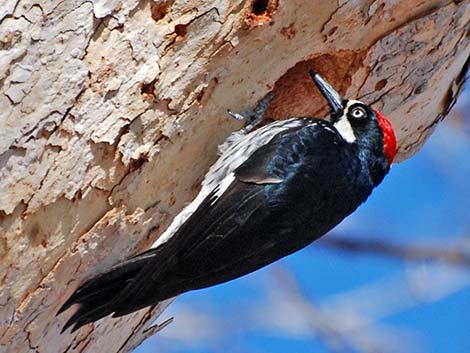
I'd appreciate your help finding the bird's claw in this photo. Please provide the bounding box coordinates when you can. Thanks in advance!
[227,92,274,132]
[227,110,246,122]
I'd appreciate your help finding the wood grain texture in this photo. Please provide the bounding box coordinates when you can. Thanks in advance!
[0,0,468,352]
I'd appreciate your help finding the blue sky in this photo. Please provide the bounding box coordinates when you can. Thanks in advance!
[135,84,470,353]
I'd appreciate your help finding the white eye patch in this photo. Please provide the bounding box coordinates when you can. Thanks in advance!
[333,99,372,143]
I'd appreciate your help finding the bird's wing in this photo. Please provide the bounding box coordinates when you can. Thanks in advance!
[110,179,271,316]
[108,120,341,314]
[60,120,345,330]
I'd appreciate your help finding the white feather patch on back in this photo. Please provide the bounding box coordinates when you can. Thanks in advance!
[217,130,247,155]
[202,118,306,190]
[212,172,236,202]
[152,118,306,248]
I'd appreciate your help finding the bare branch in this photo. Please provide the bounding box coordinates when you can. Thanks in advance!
[318,235,470,267]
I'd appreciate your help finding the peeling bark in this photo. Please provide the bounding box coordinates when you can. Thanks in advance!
[0,1,468,352]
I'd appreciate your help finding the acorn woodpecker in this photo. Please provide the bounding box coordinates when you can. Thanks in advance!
[58,70,397,332]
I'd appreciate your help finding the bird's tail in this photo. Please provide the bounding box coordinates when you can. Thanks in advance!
[57,248,160,333]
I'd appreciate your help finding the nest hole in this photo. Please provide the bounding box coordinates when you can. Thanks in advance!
[252,0,269,15]
[264,50,366,120]
[245,0,278,25]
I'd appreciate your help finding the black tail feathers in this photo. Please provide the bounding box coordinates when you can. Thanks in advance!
[58,249,159,333]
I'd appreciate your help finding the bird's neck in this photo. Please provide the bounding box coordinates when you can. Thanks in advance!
[355,127,390,187]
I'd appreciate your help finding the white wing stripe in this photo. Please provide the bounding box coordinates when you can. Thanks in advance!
[152,118,307,248]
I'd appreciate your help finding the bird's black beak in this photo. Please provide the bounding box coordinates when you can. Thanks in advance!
[309,69,344,120]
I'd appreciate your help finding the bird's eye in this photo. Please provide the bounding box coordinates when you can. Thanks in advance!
[350,106,367,119]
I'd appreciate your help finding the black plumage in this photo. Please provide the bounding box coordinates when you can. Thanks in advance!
[58,70,395,333]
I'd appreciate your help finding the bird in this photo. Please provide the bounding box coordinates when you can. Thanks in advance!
[58,69,397,333]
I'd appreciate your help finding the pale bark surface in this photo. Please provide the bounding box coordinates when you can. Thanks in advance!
[0,0,468,352]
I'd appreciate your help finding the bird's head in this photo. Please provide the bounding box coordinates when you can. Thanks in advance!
[309,70,397,167]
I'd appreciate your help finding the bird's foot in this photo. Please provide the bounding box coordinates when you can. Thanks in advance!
[227,92,274,132]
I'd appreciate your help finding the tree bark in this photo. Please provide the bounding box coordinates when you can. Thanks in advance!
[0,1,468,352]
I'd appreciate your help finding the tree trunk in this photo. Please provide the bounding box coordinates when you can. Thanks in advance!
[0,1,468,352]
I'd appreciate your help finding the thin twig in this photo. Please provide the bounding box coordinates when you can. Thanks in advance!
[318,235,470,267]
